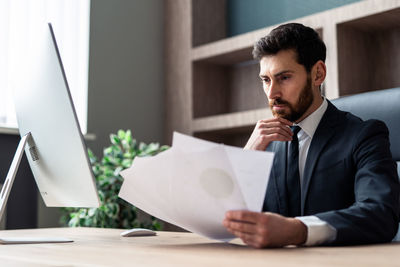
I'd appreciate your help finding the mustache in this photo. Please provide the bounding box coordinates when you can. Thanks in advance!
[269,98,290,106]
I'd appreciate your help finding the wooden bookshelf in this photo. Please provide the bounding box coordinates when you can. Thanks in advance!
[164,0,400,146]
[337,8,400,96]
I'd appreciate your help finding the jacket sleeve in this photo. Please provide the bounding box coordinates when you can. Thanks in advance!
[315,120,400,245]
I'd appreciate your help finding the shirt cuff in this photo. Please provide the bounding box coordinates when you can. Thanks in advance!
[296,215,337,246]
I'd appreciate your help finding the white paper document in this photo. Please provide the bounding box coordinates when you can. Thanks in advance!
[119,132,274,241]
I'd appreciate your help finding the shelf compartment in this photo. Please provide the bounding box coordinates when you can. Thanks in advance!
[193,45,254,66]
[193,60,268,118]
[192,34,258,65]
[192,108,273,148]
[192,107,272,133]
[337,7,400,96]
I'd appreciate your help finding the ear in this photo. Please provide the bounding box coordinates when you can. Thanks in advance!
[311,60,326,87]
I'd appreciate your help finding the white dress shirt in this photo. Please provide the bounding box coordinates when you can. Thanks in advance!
[292,97,337,246]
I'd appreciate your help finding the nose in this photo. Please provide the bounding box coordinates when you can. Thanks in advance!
[266,80,281,100]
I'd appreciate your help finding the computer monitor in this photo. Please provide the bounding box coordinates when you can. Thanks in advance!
[0,23,100,244]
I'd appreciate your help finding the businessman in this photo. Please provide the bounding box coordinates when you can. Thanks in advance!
[223,23,399,248]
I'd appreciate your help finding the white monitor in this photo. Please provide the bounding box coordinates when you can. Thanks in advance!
[0,23,100,244]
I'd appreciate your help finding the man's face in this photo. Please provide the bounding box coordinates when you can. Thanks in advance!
[259,49,314,123]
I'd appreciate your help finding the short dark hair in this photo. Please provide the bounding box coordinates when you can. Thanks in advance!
[252,23,326,72]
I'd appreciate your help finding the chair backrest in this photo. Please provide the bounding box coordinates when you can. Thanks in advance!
[331,87,400,177]
[331,87,400,241]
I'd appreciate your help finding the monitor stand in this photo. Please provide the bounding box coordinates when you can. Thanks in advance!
[0,132,73,244]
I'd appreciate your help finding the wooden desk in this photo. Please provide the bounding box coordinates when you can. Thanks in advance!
[0,227,399,266]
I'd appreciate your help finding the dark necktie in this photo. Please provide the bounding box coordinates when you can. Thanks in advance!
[287,125,301,217]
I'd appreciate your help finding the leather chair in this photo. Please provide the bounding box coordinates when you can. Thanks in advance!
[331,87,400,241]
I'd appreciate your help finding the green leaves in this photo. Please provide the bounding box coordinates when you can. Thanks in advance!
[60,130,168,230]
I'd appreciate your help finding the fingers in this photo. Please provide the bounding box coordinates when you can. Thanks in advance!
[223,215,269,249]
[222,215,263,248]
[229,231,265,249]
[258,117,293,127]
[245,117,295,151]
[239,234,267,249]
[223,211,304,248]
[259,126,293,140]
[257,119,293,137]
[225,210,260,223]
[223,218,256,234]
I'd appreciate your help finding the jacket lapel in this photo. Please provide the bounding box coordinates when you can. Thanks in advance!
[301,101,342,214]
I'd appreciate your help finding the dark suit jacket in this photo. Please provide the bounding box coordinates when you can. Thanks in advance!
[263,100,400,245]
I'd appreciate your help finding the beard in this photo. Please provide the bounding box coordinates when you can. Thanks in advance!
[269,76,314,122]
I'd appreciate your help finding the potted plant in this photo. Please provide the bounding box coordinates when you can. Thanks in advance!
[60,130,169,230]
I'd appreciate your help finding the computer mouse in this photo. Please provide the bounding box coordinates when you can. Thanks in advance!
[120,228,157,237]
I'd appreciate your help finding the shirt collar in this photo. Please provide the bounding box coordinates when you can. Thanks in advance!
[295,97,328,139]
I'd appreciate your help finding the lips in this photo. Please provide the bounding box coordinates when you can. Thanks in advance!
[273,104,286,109]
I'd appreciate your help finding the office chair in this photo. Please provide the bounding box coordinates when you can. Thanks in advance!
[331,87,400,241]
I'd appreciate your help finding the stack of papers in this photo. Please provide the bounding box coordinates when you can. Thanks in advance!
[118,132,274,241]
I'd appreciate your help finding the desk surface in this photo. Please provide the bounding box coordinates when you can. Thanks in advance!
[0,227,399,266]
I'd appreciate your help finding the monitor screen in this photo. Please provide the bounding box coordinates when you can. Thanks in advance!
[13,23,99,208]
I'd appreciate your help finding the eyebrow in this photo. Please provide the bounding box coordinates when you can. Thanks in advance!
[259,70,294,79]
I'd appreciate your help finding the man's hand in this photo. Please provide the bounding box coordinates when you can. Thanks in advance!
[244,117,293,151]
[223,210,307,248]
